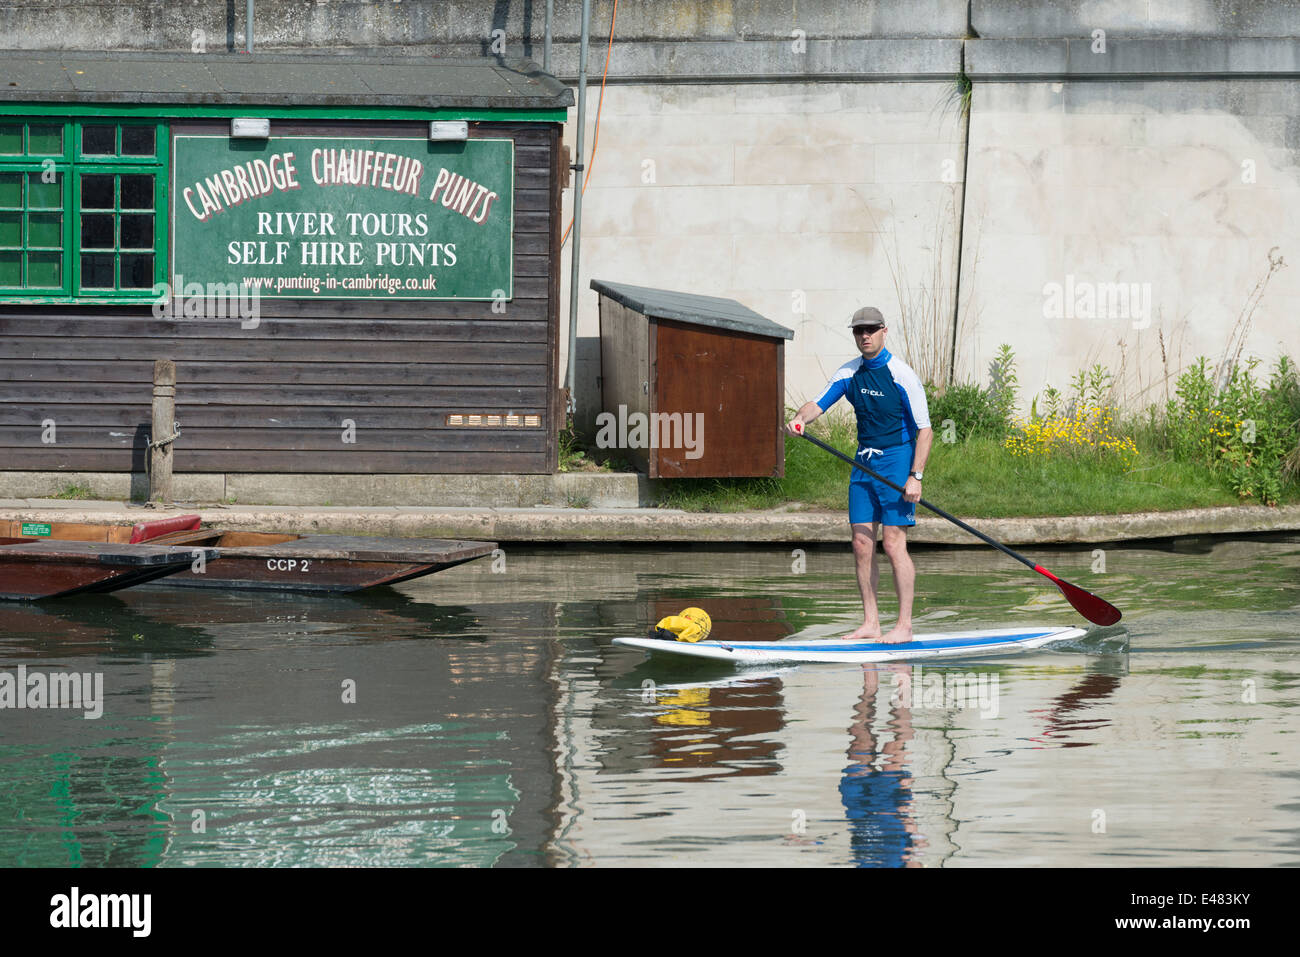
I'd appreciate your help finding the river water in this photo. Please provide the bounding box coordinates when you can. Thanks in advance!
[0,536,1296,868]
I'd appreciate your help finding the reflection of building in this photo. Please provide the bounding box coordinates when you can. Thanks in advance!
[0,587,562,867]
[652,596,795,645]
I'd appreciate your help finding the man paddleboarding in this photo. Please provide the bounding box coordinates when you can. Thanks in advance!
[787,307,933,643]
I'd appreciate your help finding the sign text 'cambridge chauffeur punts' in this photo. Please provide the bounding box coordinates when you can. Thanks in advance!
[172,135,514,300]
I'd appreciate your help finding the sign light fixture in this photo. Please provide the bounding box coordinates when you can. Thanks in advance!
[231,117,271,139]
[429,121,469,142]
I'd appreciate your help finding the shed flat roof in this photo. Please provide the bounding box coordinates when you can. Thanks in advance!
[0,51,573,110]
[590,280,795,340]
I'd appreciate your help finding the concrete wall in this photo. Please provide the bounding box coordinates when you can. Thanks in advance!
[3,0,1300,422]
[559,80,967,418]
[0,1,969,53]
[964,78,1300,407]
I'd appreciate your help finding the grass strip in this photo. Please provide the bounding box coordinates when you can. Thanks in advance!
[654,417,1295,516]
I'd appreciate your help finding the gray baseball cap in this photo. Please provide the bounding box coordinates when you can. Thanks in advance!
[848,306,886,329]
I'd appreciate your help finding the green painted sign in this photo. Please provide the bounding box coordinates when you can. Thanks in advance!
[20,522,51,536]
[171,135,514,300]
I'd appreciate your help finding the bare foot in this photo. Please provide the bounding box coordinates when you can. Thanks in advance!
[844,623,883,640]
[877,625,914,644]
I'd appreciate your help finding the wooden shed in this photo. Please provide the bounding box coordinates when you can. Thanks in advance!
[0,51,572,486]
[590,280,794,479]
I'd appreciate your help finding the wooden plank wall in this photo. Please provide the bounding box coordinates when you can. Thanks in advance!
[596,297,651,474]
[653,319,784,479]
[0,119,561,474]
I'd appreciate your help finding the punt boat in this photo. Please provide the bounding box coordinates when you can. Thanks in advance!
[0,536,218,601]
[0,516,496,594]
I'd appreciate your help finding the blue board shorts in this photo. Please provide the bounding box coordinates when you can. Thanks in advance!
[848,443,915,527]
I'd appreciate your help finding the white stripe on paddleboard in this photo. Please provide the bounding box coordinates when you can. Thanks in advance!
[613,626,1088,664]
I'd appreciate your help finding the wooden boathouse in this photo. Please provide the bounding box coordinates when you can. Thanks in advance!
[0,52,572,495]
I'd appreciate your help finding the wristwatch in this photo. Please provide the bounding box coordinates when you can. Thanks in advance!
[910,470,924,481]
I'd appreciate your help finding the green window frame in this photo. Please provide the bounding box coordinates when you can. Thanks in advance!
[0,119,167,302]
[0,165,68,293]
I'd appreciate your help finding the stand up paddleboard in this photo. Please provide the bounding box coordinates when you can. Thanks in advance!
[613,626,1088,665]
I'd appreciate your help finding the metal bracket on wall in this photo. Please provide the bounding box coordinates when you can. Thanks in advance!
[148,422,182,451]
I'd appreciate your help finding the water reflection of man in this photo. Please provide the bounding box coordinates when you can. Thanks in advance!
[839,663,923,867]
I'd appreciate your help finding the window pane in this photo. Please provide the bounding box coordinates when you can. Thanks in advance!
[82,124,116,155]
[120,174,153,210]
[81,213,114,248]
[28,125,63,155]
[26,252,61,287]
[120,253,153,288]
[80,252,115,288]
[0,212,19,246]
[0,125,20,154]
[0,173,20,208]
[27,173,61,208]
[29,212,62,248]
[0,250,20,285]
[121,126,155,156]
[120,213,152,248]
[81,174,114,209]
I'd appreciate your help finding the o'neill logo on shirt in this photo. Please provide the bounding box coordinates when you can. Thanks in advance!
[861,388,884,397]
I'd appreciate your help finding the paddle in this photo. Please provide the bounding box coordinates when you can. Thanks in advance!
[789,422,1122,626]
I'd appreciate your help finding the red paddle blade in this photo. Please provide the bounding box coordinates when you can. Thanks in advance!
[1034,565,1122,626]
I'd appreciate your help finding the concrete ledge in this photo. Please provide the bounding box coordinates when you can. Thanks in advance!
[544,38,965,82]
[240,36,1300,84]
[223,471,651,508]
[1,500,1296,545]
[288,37,1300,84]
[320,38,964,83]
[968,37,1300,80]
[0,472,651,508]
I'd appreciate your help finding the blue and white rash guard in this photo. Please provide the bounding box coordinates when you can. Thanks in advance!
[815,348,931,449]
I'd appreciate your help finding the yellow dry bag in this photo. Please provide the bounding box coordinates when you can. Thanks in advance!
[650,606,713,643]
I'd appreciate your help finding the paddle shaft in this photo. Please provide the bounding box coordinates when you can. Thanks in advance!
[785,424,1121,625]
[792,424,1122,624]
[794,428,1044,572]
